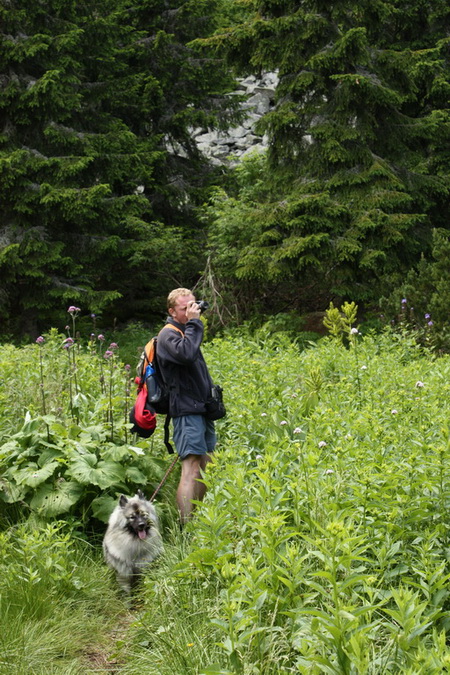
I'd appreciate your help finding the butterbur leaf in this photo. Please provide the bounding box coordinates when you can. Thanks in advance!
[30,480,84,516]
[0,481,28,503]
[67,456,125,488]
[0,440,20,459]
[15,461,59,487]
[66,454,98,484]
[125,466,148,483]
[38,447,63,466]
[91,494,118,523]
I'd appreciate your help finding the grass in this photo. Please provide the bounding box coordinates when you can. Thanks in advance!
[2,321,450,672]
[0,520,127,675]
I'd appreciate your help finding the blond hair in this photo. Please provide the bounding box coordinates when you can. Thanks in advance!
[167,287,194,311]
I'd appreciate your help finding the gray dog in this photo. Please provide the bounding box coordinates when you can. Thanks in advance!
[103,490,163,593]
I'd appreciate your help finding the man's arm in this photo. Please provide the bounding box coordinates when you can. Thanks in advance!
[163,320,204,365]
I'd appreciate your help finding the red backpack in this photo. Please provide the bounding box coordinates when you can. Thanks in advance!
[129,324,183,451]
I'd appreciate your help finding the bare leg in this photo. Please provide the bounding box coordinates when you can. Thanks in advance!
[177,454,212,524]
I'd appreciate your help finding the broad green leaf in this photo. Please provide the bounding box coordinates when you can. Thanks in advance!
[14,461,59,487]
[0,481,28,503]
[30,480,85,516]
[125,466,148,483]
[67,456,125,489]
[91,494,118,523]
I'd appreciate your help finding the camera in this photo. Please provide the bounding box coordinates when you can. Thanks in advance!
[196,300,209,313]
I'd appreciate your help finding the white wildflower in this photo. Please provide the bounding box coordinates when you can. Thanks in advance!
[324,469,334,475]
[350,327,359,335]
[415,381,425,388]
[280,420,288,426]
[318,440,327,448]
[391,409,398,415]
[293,427,303,434]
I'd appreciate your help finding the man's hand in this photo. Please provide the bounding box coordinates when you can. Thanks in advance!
[186,300,201,321]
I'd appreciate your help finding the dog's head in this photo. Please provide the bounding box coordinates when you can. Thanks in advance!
[119,490,157,540]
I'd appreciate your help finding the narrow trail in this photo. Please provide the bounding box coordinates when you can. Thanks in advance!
[83,609,135,674]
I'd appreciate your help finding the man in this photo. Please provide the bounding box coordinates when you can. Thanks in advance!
[156,288,216,524]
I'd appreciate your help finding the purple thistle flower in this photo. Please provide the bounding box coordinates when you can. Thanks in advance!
[109,342,119,349]
[401,298,407,305]
[67,306,80,314]
[425,313,431,320]
[36,336,45,344]
[98,334,105,341]
[64,337,74,345]
[427,320,434,327]
[125,364,131,372]
[104,350,114,359]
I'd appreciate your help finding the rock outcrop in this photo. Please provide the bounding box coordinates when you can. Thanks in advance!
[193,71,279,166]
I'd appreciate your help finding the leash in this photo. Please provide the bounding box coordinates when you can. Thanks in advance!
[149,454,179,502]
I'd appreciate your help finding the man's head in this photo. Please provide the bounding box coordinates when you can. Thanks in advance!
[167,288,197,325]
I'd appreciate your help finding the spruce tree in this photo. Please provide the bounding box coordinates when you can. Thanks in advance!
[0,0,236,337]
[202,0,450,311]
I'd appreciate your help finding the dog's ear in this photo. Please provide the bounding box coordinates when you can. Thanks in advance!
[137,489,146,501]
[119,495,128,507]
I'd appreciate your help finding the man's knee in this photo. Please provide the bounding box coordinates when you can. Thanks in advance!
[181,454,204,480]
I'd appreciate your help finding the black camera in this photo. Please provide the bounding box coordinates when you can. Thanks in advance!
[196,300,209,313]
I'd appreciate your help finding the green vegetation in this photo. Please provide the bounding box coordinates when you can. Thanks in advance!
[0,0,238,337]
[0,519,126,675]
[2,0,450,343]
[2,312,450,672]
[199,0,450,319]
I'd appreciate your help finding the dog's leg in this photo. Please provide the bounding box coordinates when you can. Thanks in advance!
[116,573,132,595]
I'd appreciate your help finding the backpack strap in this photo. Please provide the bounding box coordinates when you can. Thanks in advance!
[164,415,174,454]
[144,323,183,364]
[159,323,184,338]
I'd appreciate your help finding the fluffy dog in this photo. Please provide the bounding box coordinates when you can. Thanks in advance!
[103,490,163,593]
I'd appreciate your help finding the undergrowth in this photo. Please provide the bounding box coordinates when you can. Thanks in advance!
[2,314,450,672]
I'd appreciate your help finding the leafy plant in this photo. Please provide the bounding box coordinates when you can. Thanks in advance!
[0,329,175,525]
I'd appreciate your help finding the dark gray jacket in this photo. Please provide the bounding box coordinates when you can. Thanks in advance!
[156,318,213,417]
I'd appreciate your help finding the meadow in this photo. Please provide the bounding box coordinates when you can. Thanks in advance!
[1,306,450,673]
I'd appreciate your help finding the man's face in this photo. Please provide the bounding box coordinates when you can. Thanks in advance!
[169,294,195,325]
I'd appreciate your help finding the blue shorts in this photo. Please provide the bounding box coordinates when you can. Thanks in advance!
[172,414,216,460]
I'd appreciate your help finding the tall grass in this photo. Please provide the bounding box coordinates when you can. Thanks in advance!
[0,519,127,675]
[2,322,450,672]
[122,327,450,674]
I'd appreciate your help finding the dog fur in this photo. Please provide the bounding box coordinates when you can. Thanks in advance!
[103,489,163,593]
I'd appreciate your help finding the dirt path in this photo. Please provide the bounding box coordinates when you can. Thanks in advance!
[83,610,136,674]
